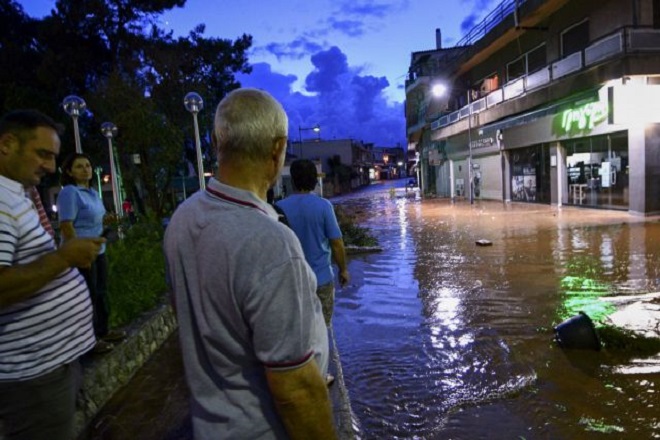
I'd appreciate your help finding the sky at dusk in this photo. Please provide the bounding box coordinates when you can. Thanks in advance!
[19,0,499,148]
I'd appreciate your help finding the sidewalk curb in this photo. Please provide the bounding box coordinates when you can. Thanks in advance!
[74,302,178,438]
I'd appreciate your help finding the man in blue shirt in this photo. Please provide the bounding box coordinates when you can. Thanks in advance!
[277,159,350,327]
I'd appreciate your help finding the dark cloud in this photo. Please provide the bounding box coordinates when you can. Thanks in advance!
[305,46,350,93]
[328,18,366,37]
[460,14,479,34]
[262,37,324,60]
[338,2,393,18]
[236,46,405,148]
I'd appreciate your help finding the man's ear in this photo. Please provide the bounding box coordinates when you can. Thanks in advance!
[272,136,287,161]
[0,133,17,155]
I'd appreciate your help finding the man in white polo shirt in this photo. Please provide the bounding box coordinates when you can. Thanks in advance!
[0,109,105,440]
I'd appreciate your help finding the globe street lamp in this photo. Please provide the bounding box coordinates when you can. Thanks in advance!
[101,122,122,217]
[298,124,321,158]
[62,95,87,154]
[184,92,205,191]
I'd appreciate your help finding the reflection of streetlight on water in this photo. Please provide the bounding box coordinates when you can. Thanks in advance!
[431,83,474,204]
[184,92,205,191]
[101,122,122,217]
[62,95,87,154]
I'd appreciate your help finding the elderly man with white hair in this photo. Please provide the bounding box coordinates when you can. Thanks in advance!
[164,88,336,440]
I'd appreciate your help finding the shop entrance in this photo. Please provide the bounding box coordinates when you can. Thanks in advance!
[565,132,628,209]
[510,144,551,203]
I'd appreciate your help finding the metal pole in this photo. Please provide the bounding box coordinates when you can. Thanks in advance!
[73,116,82,154]
[467,90,474,205]
[192,112,205,190]
[95,166,103,199]
[107,137,121,217]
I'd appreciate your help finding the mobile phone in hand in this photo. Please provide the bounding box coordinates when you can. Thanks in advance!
[101,227,113,239]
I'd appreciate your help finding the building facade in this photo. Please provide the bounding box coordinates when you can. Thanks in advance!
[406,0,660,215]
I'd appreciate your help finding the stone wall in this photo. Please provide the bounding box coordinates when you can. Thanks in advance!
[73,302,178,437]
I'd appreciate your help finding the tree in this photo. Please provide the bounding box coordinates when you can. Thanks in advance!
[0,0,253,217]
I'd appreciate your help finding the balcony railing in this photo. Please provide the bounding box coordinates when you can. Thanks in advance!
[430,26,660,131]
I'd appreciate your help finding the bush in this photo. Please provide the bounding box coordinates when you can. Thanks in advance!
[334,205,378,247]
[106,218,167,328]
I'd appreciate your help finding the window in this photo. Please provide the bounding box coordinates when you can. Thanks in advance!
[561,19,590,57]
[507,56,526,81]
[527,44,547,73]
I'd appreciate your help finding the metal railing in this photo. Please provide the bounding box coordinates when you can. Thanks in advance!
[430,27,660,131]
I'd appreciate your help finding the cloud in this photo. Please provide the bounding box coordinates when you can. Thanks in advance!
[262,37,324,60]
[337,0,408,18]
[236,46,405,148]
[327,18,366,37]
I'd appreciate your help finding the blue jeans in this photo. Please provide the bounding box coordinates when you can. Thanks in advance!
[80,253,109,337]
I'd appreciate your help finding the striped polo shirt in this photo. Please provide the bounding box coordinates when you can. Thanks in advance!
[0,175,95,381]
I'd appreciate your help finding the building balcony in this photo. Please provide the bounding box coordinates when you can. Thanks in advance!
[430,26,660,133]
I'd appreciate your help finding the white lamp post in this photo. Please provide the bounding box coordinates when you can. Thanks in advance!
[431,83,474,204]
[184,92,205,190]
[101,122,122,217]
[62,95,87,153]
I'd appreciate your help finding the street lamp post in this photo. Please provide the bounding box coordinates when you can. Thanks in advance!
[62,95,87,153]
[431,83,474,204]
[184,92,205,191]
[467,90,474,205]
[101,122,122,217]
[298,124,321,158]
[94,166,103,199]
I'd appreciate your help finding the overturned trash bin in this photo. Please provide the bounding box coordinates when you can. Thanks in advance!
[554,311,601,351]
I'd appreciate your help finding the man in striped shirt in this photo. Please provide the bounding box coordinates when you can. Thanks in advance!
[0,110,105,440]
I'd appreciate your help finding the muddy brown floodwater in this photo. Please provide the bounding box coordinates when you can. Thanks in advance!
[333,180,660,440]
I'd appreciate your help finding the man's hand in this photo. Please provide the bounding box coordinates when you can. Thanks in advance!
[338,269,350,287]
[57,237,105,269]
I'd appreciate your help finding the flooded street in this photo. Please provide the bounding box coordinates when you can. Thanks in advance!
[333,180,660,439]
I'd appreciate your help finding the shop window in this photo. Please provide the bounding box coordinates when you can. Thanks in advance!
[565,132,628,209]
[561,19,590,57]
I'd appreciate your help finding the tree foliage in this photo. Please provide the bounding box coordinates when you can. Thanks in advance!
[0,0,252,216]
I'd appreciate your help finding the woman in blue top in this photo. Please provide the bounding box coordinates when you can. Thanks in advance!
[58,153,124,354]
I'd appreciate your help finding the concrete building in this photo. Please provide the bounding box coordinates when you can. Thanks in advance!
[406,0,660,215]
[289,138,373,194]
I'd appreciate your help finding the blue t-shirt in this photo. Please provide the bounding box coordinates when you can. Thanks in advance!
[276,193,342,286]
[57,185,106,253]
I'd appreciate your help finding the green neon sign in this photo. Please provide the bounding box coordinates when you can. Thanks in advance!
[560,101,608,133]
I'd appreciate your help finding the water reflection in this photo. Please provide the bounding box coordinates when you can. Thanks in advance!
[334,181,660,439]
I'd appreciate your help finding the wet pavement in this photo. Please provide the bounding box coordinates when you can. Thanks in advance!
[79,180,660,439]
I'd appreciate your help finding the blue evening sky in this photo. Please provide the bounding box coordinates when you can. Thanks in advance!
[19,0,498,147]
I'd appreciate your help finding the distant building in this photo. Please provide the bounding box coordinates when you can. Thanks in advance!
[288,138,373,195]
[406,0,660,215]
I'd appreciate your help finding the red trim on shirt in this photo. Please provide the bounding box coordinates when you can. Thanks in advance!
[263,351,313,369]
[206,187,268,215]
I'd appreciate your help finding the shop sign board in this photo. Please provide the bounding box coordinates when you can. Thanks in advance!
[559,101,608,134]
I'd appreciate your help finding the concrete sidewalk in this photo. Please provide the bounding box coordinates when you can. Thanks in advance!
[78,320,355,439]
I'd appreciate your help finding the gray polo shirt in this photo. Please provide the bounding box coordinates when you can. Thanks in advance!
[164,178,329,440]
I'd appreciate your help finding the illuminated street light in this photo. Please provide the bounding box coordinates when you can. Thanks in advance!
[62,95,87,153]
[431,84,474,204]
[184,92,205,190]
[298,124,321,158]
[101,122,122,217]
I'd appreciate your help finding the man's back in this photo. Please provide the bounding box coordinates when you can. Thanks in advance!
[164,180,329,439]
[277,193,342,286]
